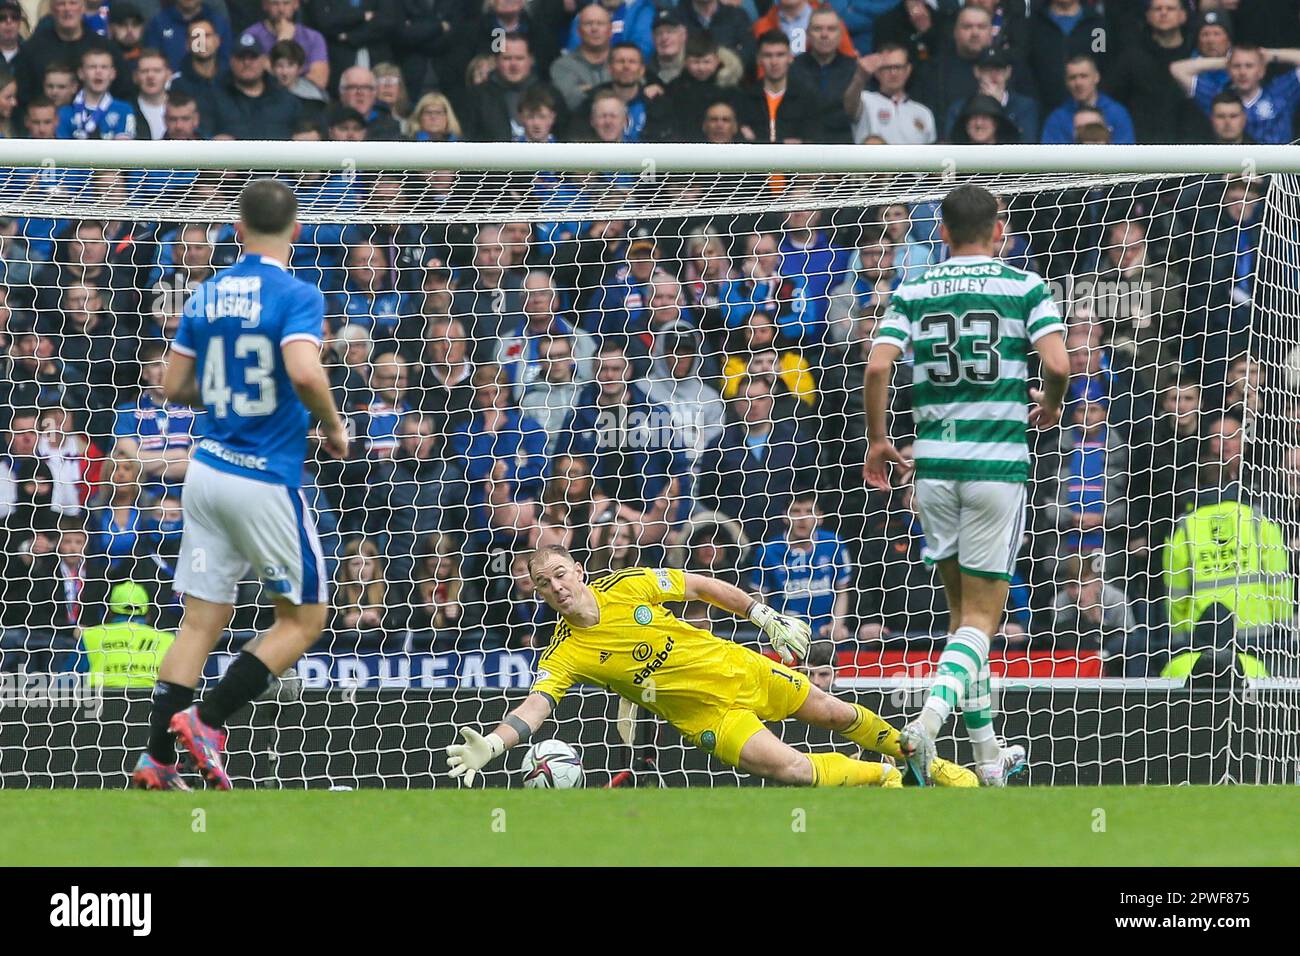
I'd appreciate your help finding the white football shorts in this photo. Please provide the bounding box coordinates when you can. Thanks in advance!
[174,459,328,606]
[911,479,1027,581]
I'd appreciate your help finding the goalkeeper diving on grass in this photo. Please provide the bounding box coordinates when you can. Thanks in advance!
[447,546,995,788]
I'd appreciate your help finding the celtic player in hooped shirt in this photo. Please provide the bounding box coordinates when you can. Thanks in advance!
[865,183,1070,788]
[446,546,984,788]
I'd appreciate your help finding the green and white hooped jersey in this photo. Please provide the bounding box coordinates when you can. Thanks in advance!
[874,255,1064,483]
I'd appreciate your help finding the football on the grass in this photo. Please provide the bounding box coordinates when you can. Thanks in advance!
[520,740,584,789]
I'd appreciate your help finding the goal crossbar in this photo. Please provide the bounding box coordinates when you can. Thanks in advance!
[1,141,1298,175]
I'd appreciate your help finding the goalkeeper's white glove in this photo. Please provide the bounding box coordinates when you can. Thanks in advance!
[748,602,812,665]
[446,727,505,786]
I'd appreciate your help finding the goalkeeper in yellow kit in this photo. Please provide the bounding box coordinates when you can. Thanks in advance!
[446,545,980,788]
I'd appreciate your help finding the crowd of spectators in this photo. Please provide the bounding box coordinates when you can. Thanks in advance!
[0,0,1292,148]
[0,0,1299,678]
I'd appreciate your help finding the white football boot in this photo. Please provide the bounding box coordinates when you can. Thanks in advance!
[977,743,1027,787]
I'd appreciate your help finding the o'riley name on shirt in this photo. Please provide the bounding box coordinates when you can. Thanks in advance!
[929,276,991,297]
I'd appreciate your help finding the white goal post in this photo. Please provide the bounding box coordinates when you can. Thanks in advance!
[0,141,1297,788]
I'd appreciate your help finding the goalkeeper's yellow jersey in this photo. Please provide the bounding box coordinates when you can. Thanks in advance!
[531,567,758,724]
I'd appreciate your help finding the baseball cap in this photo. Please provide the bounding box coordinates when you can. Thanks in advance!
[109,2,144,25]
[233,32,265,57]
[653,9,684,30]
[108,581,151,618]
[975,46,1012,70]
[627,225,658,252]
[1195,10,1233,40]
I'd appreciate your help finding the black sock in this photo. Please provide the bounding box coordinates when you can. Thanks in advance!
[197,651,274,728]
[148,681,195,764]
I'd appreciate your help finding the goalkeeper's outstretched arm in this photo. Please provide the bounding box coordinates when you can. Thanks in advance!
[446,693,554,785]
[685,573,811,665]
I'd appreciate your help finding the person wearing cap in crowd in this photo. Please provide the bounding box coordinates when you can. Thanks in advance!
[210,31,301,138]
[57,44,138,139]
[1173,24,1300,146]
[1195,8,1234,60]
[144,0,234,71]
[271,38,328,127]
[108,2,147,63]
[0,0,24,68]
[242,0,329,91]
[647,7,687,84]
[392,247,456,345]
[1041,53,1134,144]
[790,7,857,143]
[582,228,659,337]
[844,41,933,145]
[1169,10,1235,100]
[943,44,1037,143]
[79,582,177,688]
[644,320,726,479]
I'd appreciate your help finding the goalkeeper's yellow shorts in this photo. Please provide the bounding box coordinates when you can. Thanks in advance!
[674,649,811,768]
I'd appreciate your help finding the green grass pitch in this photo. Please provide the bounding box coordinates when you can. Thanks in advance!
[2,787,1297,866]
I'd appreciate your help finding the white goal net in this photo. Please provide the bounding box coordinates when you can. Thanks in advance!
[0,142,1297,788]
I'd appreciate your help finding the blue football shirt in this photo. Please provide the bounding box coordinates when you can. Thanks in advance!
[173,253,326,487]
[753,530,852,637]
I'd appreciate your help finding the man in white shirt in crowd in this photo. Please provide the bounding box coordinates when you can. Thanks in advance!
[843,42,935,145]
[132,49,172,139]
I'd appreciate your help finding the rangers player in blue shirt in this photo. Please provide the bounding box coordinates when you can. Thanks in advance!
[132,179,349,791]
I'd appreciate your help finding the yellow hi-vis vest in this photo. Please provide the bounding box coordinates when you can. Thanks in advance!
[1160,650,1270,682]
[1163,499,1293,638]
[81,620,176,688]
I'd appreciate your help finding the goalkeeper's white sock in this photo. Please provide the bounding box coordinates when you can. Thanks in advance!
[962,663,1002,765]
[920,626,991,738]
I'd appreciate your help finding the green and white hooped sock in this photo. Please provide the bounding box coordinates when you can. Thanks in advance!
[962,662,1001,765]
[920,626,991,739]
